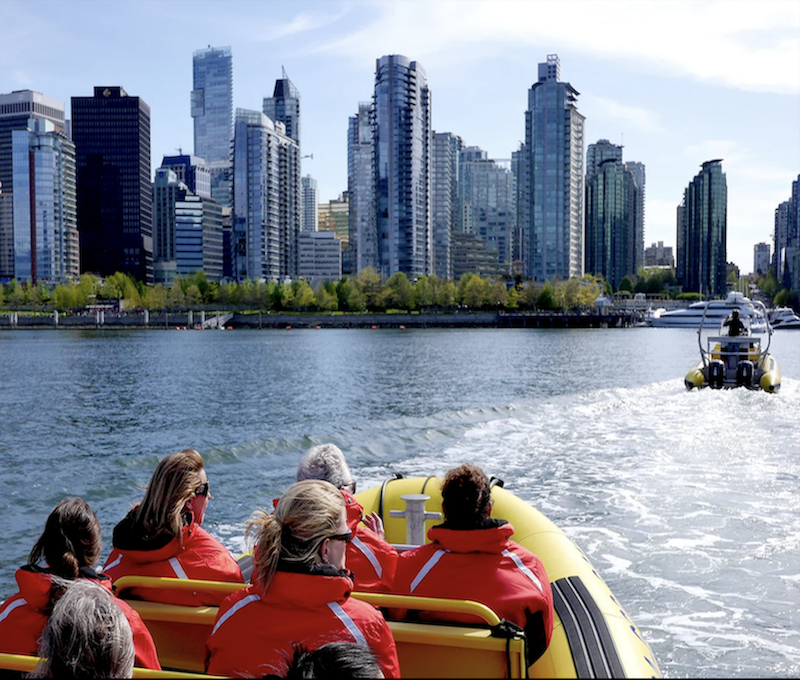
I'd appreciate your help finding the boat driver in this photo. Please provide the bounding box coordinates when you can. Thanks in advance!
[724,309,747,337]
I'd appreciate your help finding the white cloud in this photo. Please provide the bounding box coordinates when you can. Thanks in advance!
[313,0,800,94]
[582,95,666,135]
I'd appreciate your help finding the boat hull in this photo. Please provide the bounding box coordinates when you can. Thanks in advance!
[357,477,661,678]
[684,351,781,392]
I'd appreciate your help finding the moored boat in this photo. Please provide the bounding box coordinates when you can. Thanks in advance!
[649,291,766,330]
[768,307,800,330]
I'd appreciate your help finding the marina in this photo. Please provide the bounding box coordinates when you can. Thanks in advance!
[1,327,799,677]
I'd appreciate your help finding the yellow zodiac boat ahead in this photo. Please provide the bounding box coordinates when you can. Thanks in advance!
[0,476,661,679]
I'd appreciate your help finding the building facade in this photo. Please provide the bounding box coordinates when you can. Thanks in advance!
[677,159,727,297]
[0,90,66,280]
[298,230,341,285]
[232,109,301,282]
[373,55,432,279]
[263,71,301,146]
[521,55,585,281]
[71,86,153,283]
[301,175,317,233]
[644,241,674,268]
[431,132,461,280]
[10,118,78,284]
[347,101,376,274]
[191,46,233,207]
[754,242,770,276]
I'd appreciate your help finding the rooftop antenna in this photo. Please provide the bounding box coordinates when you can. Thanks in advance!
[282,65,288,80]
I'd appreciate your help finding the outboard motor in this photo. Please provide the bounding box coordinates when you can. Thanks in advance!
[708,359,726,389]
[736,360,754,387]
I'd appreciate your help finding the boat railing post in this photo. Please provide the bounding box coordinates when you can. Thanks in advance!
[390,494,442,545]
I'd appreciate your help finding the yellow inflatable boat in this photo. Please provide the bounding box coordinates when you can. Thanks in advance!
[0,477,660,678]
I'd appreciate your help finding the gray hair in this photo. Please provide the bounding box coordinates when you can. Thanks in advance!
[296,444,352,489]
[32,579,135,679]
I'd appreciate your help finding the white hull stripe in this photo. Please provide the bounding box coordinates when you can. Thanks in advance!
[168,557,188,580]
[352,536,383,578]
[211,594,261,636]
[409,549,448,593]
[102,554,122,573]
[328,601,367,646]
[502,549,543,593]
[0,598,28,624]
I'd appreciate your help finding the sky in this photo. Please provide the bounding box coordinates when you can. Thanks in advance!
[1,0,798,274]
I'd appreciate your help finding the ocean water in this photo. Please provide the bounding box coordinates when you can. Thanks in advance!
[1,326,799,677]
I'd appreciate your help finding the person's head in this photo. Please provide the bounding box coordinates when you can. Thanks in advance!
[441,463,493,530]
[28,498,102,579]
[285,642,383,679]
[732,309,740,318]
[32,579,135,679]
[247,480,348,591]
[296,444,355,493]
[134,449,209,540]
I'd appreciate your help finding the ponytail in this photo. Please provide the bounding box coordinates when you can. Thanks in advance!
[246,510,282,591]
[29,498,102,580]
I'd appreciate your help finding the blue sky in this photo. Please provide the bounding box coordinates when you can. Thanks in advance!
[2,0,798,274]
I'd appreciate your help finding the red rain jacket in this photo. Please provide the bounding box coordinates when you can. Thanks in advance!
[205,566,400,678]
[393,520,554,650]
[0,566,161,670]
[103,510,243,606]
[342,490,398,593]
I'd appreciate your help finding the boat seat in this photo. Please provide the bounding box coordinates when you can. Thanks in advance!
[0,652,220,679]
[551,576,625,679]
[115,577,529,678]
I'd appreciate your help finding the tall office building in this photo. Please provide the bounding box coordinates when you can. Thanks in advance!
[0,90,66,279]
[263,70,301,146]
[301,175,318,232]
[192,46,233,207]
[10,119,78,284]
[232,109,301,281]
[521,55,585,281]
[373,55,432,279]
[160,154,211,198]
[625,161,646,271]
[677,159,727,296]
[773,174,800,289]
[774,200,791,278]
[584,140,643,290]
[754,242,770,275]
[432,132,462,280]
[348,102,376,274]
[459,146,516,276]
[71,86,153,283]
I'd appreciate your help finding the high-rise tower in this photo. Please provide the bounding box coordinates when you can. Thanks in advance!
[347,102,376,274]
[521,55,585,281]
[263,69,300,146]
[678,159,727,297]
[373,55,432,279]
[71,86,153,283]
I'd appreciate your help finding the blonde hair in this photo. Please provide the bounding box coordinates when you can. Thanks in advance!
[247,480,345,592]
[134,449,205,543]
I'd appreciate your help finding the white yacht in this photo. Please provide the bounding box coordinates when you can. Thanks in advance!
[768,307,800,330]
[648,291,767,330]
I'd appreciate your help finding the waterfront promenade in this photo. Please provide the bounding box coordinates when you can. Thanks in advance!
[0,309,641,329]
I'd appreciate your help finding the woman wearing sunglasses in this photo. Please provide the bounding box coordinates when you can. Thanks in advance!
[103,449,243,606]
[205,480,399,678]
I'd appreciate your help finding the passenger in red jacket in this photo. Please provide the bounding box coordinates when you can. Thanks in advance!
[103,449,243,606]
[0,497,160,671]
[393,464,554,662]
[296,444,398,592]
[205,480,400,678]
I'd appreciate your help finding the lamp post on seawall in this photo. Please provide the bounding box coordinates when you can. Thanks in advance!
[54,309,58,327]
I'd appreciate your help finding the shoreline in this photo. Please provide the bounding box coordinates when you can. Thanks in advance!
[0,310,642,329]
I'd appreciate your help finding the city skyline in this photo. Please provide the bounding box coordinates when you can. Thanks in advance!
[1,0,798,274]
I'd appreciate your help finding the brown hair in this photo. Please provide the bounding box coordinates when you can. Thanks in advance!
[133,449,205,543]
[247,480,345,592]
[441,463,492,529]
[28,498,102,579]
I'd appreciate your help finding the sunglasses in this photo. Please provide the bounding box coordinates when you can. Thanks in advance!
[340,481,357,495]
[194,481,211,497]
[327,530,352,544]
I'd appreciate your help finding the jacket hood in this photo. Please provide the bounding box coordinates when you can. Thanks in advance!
[14,566,110,612]
[428,520,514,554]
[262,567,354,608]
[112,509,195,564]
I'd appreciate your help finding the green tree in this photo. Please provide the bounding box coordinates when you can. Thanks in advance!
[293,281,316,310]
[413,275,435,310]
[52,284,78,311]
[337,278,366,312]
[760,270,778,299]
[145,284,168,311]
[355,267,383,311]
[536,283,558,310]
[505,286,520,309]
[774,288,798,308]
[461,275,490,309]
[315,285,339,312]
[618,276,634,293]
[489,280,508,308]
[7,281,25,309]
[185,284,203,308]
[384,272,415,311]
[434,279,456,309]
[167,281,186,310]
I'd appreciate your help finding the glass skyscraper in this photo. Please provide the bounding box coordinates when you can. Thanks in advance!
[678,160,727,297]
[71,86,153,284]
[432,132,461,280]
[522,55,585,281]
[263,71,300,146]
[192,46,233,164]
[347,101,376,274]
[373,55,432,279]
[11,118,78,284]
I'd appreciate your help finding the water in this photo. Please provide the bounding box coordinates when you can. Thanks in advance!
[1,326,799,678]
